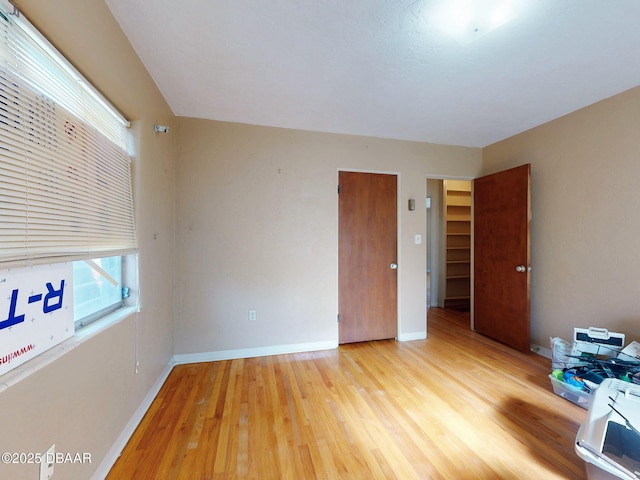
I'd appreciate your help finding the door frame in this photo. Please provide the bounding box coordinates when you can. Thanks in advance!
[425,175,475,330]
[337,168,401,341]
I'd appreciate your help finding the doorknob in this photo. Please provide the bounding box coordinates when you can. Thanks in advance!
[515,265,526,272]
[390,263,398,270]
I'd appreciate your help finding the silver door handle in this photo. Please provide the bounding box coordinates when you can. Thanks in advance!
[390,263,398,270]
[515,265,532,273]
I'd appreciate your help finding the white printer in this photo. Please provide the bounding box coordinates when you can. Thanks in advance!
[575,378,640,479]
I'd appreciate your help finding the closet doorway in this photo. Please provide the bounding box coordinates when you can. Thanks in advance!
[426,178,471,312]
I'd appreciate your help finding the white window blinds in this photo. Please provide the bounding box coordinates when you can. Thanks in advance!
[0,4,136,268]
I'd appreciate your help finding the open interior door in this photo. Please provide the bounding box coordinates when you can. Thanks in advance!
[473,164,531,352]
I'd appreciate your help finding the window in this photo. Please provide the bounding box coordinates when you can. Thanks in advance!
[0,2,135,269]
[73,256,124,329]
[0,0,136,372]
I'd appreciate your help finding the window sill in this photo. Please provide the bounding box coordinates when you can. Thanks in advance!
[0,306,138,393]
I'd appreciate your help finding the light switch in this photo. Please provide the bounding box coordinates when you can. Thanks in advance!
[415,234,422,245]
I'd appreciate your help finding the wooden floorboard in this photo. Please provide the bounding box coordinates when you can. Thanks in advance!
[107,308,588,479]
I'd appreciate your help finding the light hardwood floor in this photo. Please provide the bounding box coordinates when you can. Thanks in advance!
[107,308,588,479]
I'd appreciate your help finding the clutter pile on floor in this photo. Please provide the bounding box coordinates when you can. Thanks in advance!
[550,327,640,479]
[550,327,640,409]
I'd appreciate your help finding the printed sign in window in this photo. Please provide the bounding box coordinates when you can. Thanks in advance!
[0,263,73,376]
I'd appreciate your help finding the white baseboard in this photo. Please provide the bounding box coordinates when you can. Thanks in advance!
[530,343,552,359]
[398,331,427,342]
[173,340,338,365]
[91,361,175,480]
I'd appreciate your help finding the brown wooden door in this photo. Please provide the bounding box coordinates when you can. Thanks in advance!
[338,171,397,344]
[473,164,531,352]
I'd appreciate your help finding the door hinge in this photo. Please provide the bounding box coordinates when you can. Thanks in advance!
[337,185,340,194]
[337,313,340,323]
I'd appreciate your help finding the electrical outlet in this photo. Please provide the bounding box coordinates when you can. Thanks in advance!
[248,309,257,321]
[40,444,55,480]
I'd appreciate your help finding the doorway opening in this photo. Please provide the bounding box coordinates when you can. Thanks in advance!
[426,178,472,313]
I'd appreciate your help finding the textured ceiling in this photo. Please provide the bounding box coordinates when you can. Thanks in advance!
[105,0,640,147]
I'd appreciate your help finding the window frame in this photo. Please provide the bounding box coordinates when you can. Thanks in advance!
[0,1,139,379]
[72,255,126,330]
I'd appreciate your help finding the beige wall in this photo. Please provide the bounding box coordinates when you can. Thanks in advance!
[0,1,175,479]
[7,0,637,474]
[483,85,640,348]
[174,118,482,356]
[5,0,636,475]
